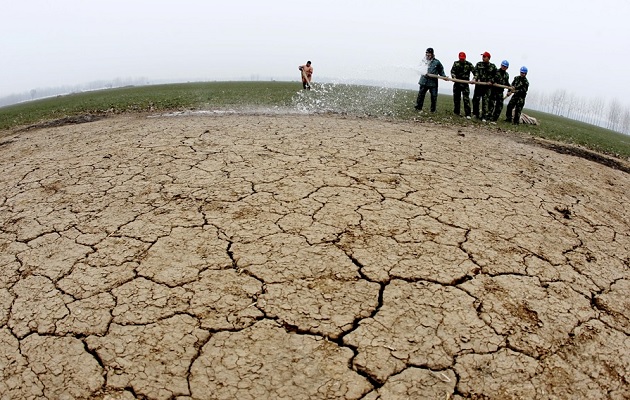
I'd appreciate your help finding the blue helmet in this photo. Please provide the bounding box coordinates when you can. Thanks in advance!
[501,60,509,68]
[520,66,528,74]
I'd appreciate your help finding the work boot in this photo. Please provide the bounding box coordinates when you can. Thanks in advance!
[504,118,512,123]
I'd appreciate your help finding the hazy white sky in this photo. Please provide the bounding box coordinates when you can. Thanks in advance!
[2,0,628,104]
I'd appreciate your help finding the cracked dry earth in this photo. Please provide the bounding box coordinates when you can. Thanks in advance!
[0,112,628,400]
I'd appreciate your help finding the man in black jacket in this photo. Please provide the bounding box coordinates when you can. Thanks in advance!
[415,48,446,113]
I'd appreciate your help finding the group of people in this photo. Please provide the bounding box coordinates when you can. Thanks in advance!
[299,52,529,125]
[414,48,530,125]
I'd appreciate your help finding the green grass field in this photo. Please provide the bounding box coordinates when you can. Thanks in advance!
[1,81,629,160]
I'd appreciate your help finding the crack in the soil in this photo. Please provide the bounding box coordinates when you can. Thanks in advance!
[2,114,628,399]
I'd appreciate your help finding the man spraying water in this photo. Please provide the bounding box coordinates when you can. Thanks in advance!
[414,48,446,113]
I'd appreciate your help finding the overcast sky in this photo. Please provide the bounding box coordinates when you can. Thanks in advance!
[2,0,628,105]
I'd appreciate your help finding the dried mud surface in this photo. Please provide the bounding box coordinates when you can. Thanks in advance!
[0,113,628,399]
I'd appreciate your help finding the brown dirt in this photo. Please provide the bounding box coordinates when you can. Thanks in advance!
[0,113,628,399]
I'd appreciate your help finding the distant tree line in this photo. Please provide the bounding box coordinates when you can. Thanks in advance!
[526,90,630,135]
[0,77,149,108]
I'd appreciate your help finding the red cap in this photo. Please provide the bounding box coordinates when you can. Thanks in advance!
[481,51,491,58]
[458,52,466,60]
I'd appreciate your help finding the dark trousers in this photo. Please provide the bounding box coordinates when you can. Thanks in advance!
[472,85,490,119]
[453,83,471,116]
[489,91,504,121]
[506,96,526,124]
[416,85,438,112]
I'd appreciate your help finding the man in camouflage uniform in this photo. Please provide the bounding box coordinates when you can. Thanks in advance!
[415,47,446,113]
[489,60,510,122]
[505,66,530,125]
[472,51,497,121]
[450,52,474,119]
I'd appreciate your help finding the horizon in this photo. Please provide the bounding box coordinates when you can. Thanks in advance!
[2,0,629,108]
[2,78,628,135]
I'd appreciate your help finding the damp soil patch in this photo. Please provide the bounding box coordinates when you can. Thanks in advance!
[537,140,630,174]
[14,113,107,132]
[0,139,15,147]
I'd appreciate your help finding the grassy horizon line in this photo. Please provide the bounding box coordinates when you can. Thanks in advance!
[1,81,629,160]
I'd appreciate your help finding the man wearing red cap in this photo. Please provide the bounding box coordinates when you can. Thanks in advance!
[450,52,475,119]
[472,52,497,121]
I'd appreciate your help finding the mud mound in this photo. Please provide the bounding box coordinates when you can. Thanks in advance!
[14,113,107,132]
[0,114,628,399]
[537,140,630,174]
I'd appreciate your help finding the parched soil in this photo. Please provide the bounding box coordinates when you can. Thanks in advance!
[0,113,628,399]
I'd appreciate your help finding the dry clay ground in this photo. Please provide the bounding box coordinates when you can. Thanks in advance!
[0,113,629,400]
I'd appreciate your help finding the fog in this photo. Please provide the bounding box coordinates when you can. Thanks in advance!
[2,0,628,107]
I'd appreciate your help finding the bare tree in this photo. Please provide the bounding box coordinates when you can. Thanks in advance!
[590,97,606,126]
[541,93,553,114]
[565,93,578,120]
[574,95,589,123]
[607,99,622,131]
[519,88,630,134]
[550,89,567,116]
[620,108,630,134]
[539,92,553,113]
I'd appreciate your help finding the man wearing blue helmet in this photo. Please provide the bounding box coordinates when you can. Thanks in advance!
[489,60,510,122]
[505,66,530,125]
